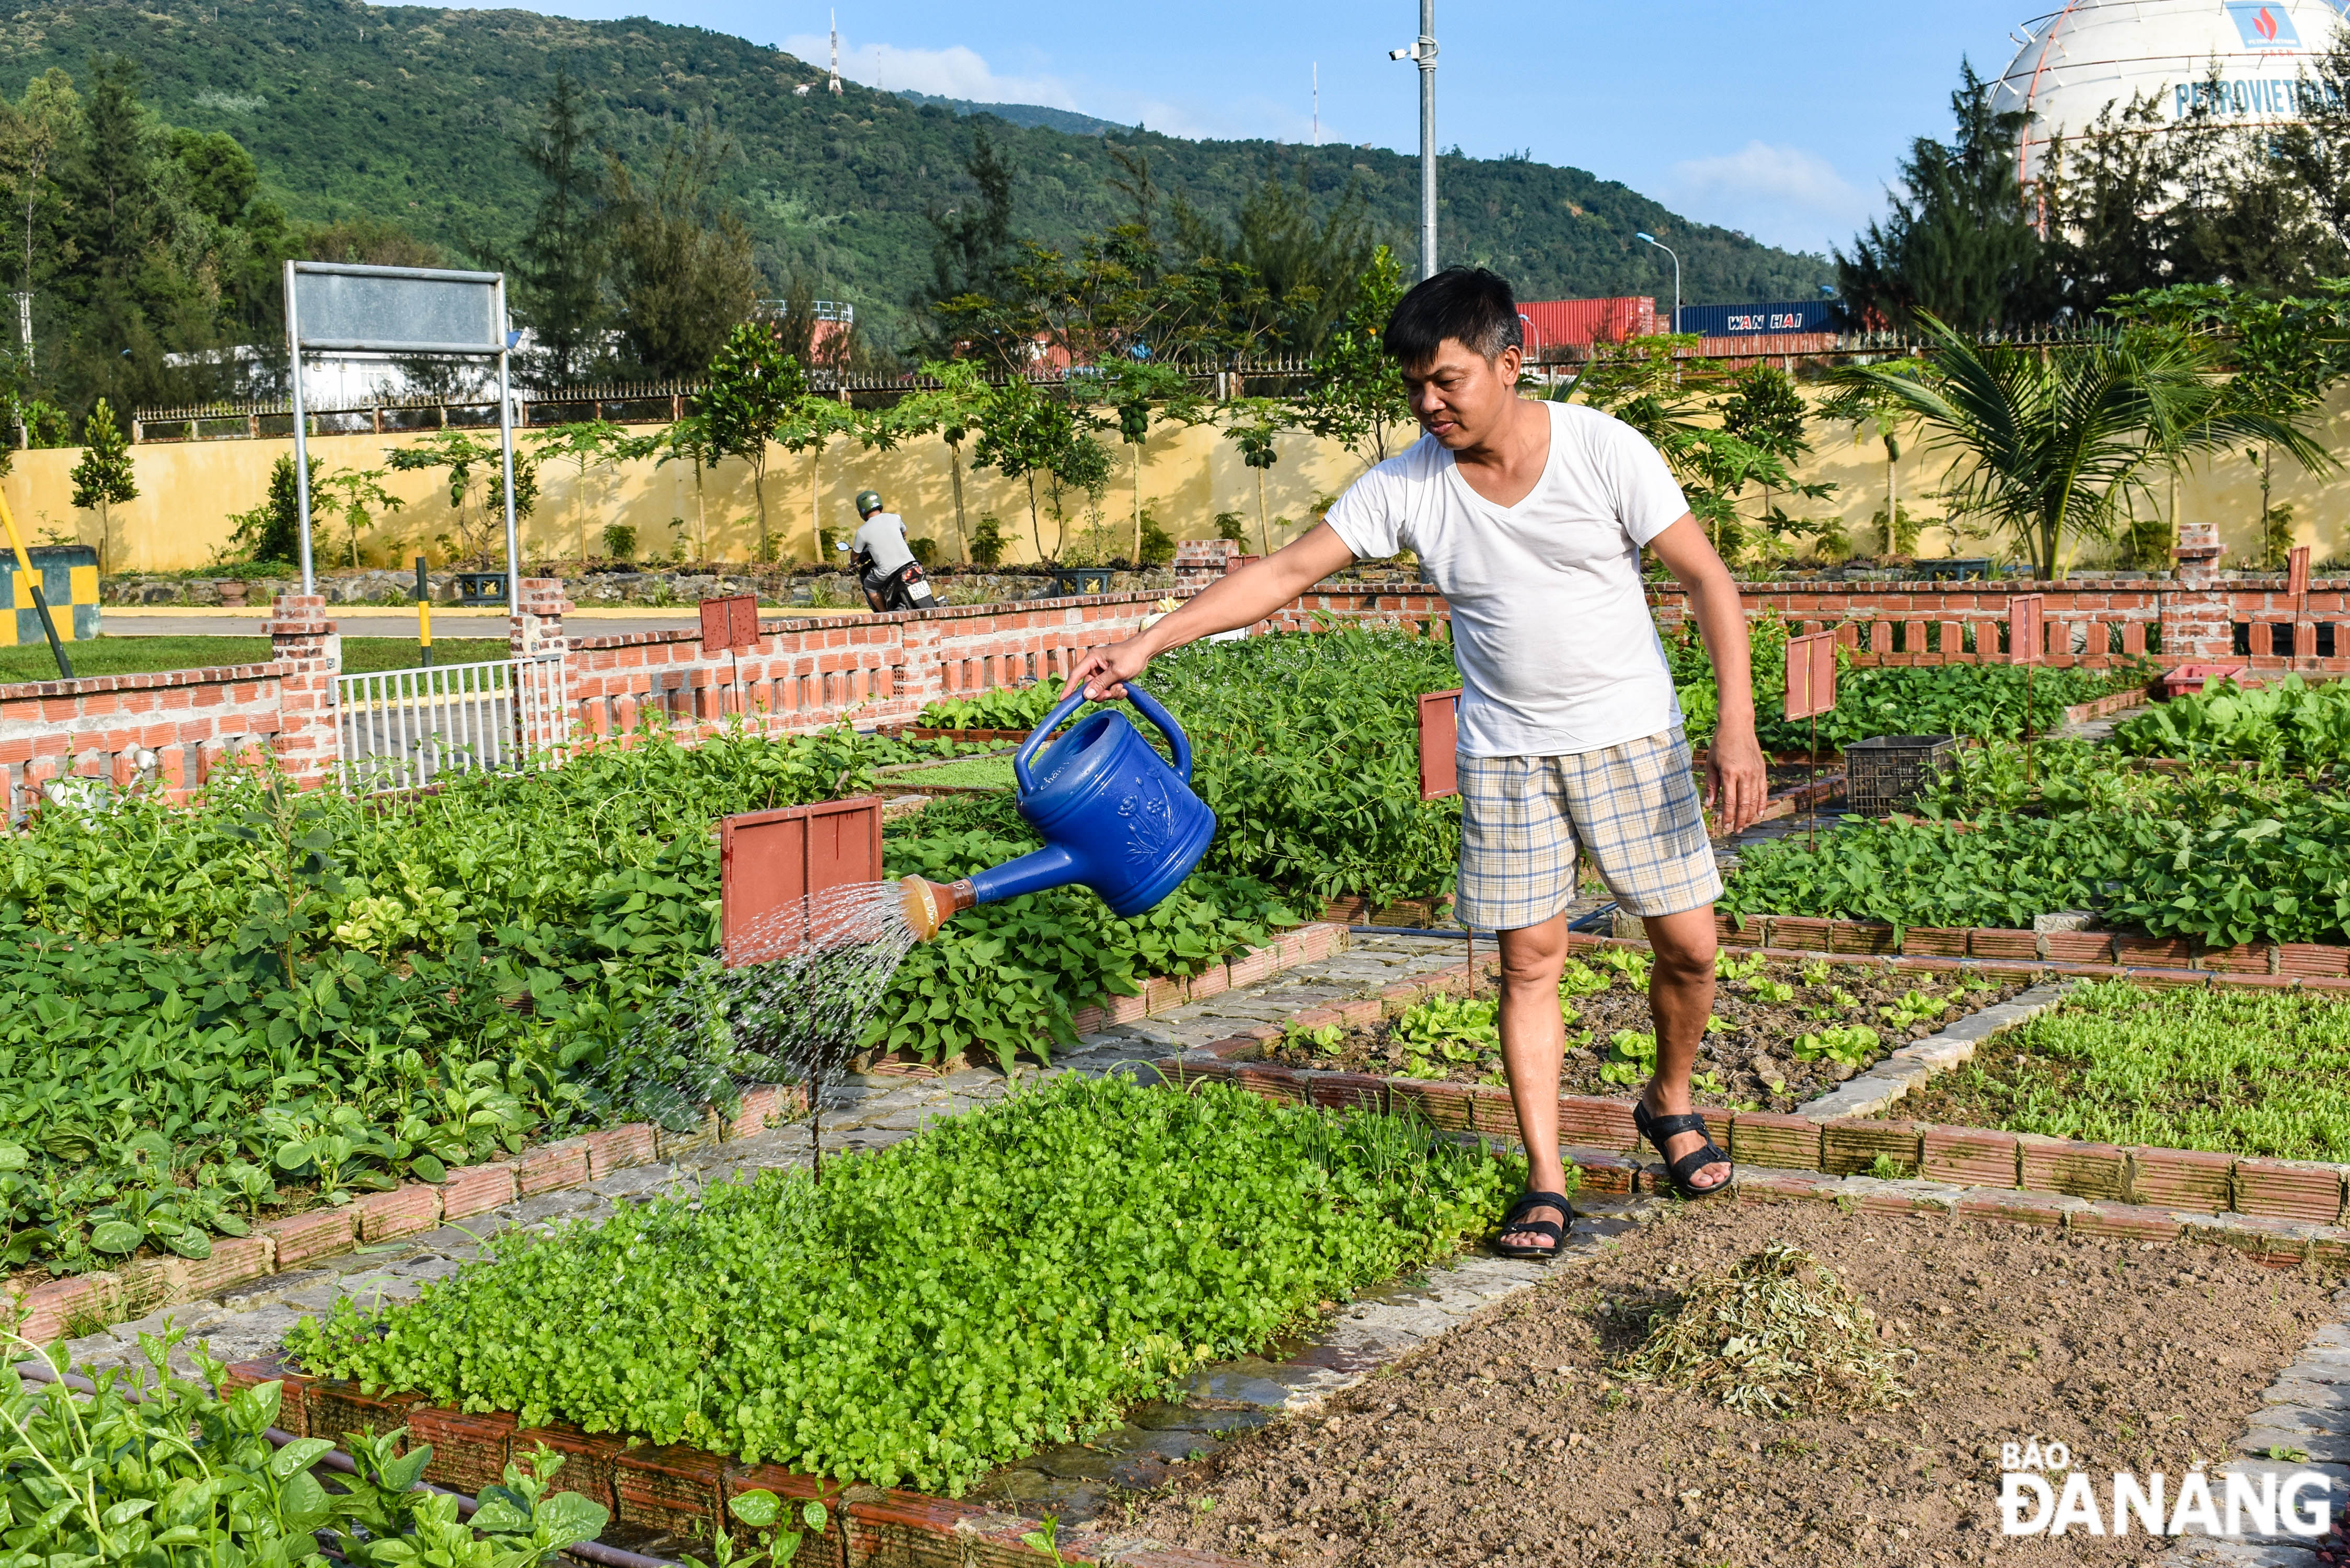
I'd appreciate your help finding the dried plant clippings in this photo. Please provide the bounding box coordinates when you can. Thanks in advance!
[1612,1242,1911,1418]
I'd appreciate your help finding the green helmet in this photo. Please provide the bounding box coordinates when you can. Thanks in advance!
[854,490,884,518]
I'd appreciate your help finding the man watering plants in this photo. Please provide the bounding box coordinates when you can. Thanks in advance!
[1061,267,1765,1261]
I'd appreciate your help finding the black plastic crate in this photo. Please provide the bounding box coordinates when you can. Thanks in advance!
[1845,734,1959,816]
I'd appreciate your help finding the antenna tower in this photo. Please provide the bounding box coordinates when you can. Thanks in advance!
[828,10,842,94]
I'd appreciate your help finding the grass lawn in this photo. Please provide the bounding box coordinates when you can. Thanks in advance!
[0,637,511,683]
[1899,978,2350,1159]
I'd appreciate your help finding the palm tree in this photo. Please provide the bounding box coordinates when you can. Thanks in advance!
[1836,315,2330,579]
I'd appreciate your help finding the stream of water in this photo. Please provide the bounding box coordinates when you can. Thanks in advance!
[610,880,921,1173]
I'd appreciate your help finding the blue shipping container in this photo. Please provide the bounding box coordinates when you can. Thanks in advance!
[1676,299,1836,337]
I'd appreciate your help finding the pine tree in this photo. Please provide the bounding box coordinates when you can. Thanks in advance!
[1833,62,2047,331]
[515,72,608,384]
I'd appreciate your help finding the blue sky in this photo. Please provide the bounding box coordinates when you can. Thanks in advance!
[511,0,2034,257]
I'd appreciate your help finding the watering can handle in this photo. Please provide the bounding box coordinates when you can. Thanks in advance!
[1014,682,1193,793]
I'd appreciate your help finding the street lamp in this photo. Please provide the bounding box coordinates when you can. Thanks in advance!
[1635,232,1679,333]
[1388,2,1438,280]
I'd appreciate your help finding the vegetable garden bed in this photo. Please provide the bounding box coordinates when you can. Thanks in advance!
[1258,950,2031,1113]
[0,731,1302,1285]
[1899,980,2350,1162]
[283,1076,1516,1497]
[1166,936,2350,1253]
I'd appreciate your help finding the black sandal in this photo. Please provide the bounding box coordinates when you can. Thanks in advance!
[1491,1190,1572,1262]
[1634,1100,1734,1201]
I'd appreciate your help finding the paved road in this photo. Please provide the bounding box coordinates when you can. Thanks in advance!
[105,612,704,638]
[102,607,874,638]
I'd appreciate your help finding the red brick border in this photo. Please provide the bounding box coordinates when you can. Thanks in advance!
[220,1363,1252,1568]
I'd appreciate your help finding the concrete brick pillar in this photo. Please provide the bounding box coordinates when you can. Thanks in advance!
[511,578,570,659]
[266,594,339,784]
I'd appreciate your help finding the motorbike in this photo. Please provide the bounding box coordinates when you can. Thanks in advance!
[845,544,937,613]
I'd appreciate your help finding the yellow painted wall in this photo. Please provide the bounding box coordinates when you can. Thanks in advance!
[17,381,2350,574]
[1767,382,2350,570]
[2,418,1417,574]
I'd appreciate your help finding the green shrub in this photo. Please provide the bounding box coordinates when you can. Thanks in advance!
[223,454,318,567]
[601,523,637,560]
[287,1075,1517,1495]
[1138,511,1177,566]
[969,515,1007,567]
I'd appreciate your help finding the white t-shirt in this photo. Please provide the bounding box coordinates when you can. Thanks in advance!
[853,512,915,575]
[1326,400,1689,758]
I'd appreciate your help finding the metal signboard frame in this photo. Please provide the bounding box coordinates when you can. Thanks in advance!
[284,261,519,612]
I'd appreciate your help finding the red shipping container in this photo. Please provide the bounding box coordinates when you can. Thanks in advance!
[1515,297,1658,355]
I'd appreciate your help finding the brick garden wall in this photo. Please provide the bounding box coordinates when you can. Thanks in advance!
[1646,573,2350,671]
[18,561,2347,816]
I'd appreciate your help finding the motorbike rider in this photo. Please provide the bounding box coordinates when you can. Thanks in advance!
[842,490,937,612]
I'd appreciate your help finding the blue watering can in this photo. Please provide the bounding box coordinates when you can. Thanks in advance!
[899,684,1217,940]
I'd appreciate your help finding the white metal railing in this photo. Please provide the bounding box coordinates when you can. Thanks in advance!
[334,653,566,792]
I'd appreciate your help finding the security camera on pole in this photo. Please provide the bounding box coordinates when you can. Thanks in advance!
[1388,3,1438,280]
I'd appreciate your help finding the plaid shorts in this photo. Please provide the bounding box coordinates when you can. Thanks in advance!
[1454,728,1722,931]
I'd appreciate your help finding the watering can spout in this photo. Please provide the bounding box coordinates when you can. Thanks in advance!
[900,875,976,942]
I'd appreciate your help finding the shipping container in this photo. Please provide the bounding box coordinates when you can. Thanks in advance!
[1677,299,1838,338]
[1515,296,1657,355]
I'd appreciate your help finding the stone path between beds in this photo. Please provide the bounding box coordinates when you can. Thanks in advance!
[51,931,1472,1379]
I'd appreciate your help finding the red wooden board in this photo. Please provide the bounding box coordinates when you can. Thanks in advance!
[1418,688,1462,801]
[718,796,886,966]
[2008,594,2045,666]
[727,594,762,649]
[700,593,759,653]
[2290,544,2311,599]
[1783,630,1838,721]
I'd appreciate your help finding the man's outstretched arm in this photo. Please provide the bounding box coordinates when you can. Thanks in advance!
[1645,514,1767,836]
[1061,523,1358,700]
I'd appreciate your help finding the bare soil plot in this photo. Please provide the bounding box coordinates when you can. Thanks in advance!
[1120,1202,2339,1567]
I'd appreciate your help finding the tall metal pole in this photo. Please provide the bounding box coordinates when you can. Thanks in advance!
[496,278,521,617]
[285,259,315,595]
[1418,0,1438,279]
[1636,233,1681,333]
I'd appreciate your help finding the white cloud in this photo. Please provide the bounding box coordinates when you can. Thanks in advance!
[1662,141,1872,254]
[775,30,1271,139]
[779,32,1077,109]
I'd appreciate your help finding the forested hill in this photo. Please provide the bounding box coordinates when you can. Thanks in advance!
[0,0,1833,340]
